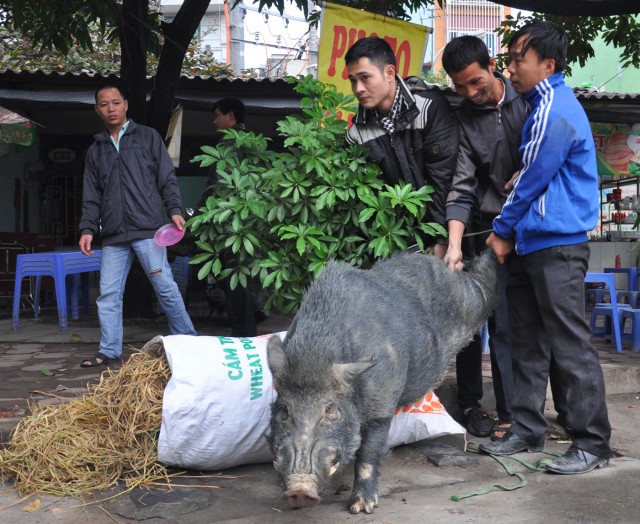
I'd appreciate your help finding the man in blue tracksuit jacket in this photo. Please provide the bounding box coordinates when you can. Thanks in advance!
[481,21,612,474]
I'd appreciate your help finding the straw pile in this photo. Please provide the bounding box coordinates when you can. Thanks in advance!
[0,338,172,497]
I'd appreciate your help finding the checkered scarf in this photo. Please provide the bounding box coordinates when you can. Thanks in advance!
[375,85,404,135]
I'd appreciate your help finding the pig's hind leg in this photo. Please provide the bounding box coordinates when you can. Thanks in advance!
[348,417,392,514]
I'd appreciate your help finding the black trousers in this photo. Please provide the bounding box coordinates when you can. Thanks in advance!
[217,277,257,338]
[507,242,611,457]
[456,229,514,422]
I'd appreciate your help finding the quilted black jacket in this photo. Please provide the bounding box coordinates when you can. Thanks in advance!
[346,76,461,227]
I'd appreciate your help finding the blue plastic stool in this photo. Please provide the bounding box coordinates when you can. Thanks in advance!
[585,272,625,353]
[617,290,640,308]
[620,308,640,352]
[586,287,610,305]
[589,303,631,353]
[12,250,102,332]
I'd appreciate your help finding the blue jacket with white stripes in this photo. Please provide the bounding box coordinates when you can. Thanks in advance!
[492,72,598,255]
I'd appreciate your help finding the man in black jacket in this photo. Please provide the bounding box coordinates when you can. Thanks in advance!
[78,85,196,367]
[442,36,528,438]
[345,36,469,265]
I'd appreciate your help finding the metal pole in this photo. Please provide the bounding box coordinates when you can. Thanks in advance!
[307,0,318,78]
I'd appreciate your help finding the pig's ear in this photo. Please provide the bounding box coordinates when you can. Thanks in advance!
[267,335,286,378]
[334,359,376,384]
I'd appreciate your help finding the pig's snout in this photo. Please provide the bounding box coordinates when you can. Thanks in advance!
[283,488,321,508]
[283,474,321,509]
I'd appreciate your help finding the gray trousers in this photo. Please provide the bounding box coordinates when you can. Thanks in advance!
[507,242,611,458]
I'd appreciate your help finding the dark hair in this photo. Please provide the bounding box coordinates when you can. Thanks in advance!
[442,35,491,75]
[344,36,396,71]
[508,21,568,73]
[94,85,127,103]
[212,98,246,124]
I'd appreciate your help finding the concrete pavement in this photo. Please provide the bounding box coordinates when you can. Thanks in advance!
[1,298,639,523]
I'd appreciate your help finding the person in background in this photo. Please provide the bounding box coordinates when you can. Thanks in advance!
[196,98,247,210]
[79,85,196,367]
[344,36,471,266]
[481,21,611,474]
[197,98,263,337]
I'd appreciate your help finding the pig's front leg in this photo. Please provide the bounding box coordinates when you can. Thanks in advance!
[348,417,392,514]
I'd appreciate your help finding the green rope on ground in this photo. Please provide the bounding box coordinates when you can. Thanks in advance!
[450,442,563,502]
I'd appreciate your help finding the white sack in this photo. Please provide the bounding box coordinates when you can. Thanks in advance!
[157,333,465,471]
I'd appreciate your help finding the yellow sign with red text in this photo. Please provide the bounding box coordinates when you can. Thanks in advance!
[318,3,429,96]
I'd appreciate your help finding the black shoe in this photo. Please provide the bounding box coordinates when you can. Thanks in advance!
[544,446,609,475]
[478,432,544,456]
[462,407,493,437]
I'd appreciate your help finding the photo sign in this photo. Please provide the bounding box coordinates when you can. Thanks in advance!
[592,122,640,179]
[317,2,429,97]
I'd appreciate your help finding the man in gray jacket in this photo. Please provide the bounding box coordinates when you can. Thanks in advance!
[78,85,196,367]
[442,36,528,438]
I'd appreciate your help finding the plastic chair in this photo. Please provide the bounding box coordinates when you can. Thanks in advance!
[12,250,102,332]
[585,287,610,305]
[604,267,639,292]
[0,242,30,303]
[590,303,631,352]
[585,272,624,353]
[620,308,640,352]
[617,290,640,308]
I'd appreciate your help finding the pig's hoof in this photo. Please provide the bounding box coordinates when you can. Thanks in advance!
[349,496,377,514]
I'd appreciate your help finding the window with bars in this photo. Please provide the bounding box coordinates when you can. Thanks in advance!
[445,0,505,58]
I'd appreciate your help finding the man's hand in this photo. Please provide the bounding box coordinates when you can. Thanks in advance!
[486,232,513,264]
[443,219,465,271]
[79,234,94,256]
[505,170,520,193]
[444,244,464,271]
[171,214,186,230]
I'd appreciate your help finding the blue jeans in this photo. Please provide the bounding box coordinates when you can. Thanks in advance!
[97,239,196,358]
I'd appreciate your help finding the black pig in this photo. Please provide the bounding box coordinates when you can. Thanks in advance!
[267,249,498,514]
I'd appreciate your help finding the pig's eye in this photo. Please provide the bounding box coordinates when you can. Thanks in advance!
[276,404,289,421]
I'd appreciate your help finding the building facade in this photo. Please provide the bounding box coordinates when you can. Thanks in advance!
[432,0,511,72]
[159,1,314,78]
[567,36,640,93]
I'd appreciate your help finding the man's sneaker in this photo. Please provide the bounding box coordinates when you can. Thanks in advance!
[462,407,493,437]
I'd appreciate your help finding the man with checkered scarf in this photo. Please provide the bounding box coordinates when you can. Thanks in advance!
[345,36,471,270]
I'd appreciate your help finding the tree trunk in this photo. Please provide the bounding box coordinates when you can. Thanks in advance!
[148,0,212,139]
[120,0,149,124]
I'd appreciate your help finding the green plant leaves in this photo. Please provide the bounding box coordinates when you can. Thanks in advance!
[187,75,442,313]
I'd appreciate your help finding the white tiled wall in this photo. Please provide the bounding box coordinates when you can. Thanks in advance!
[589,241,640,288]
